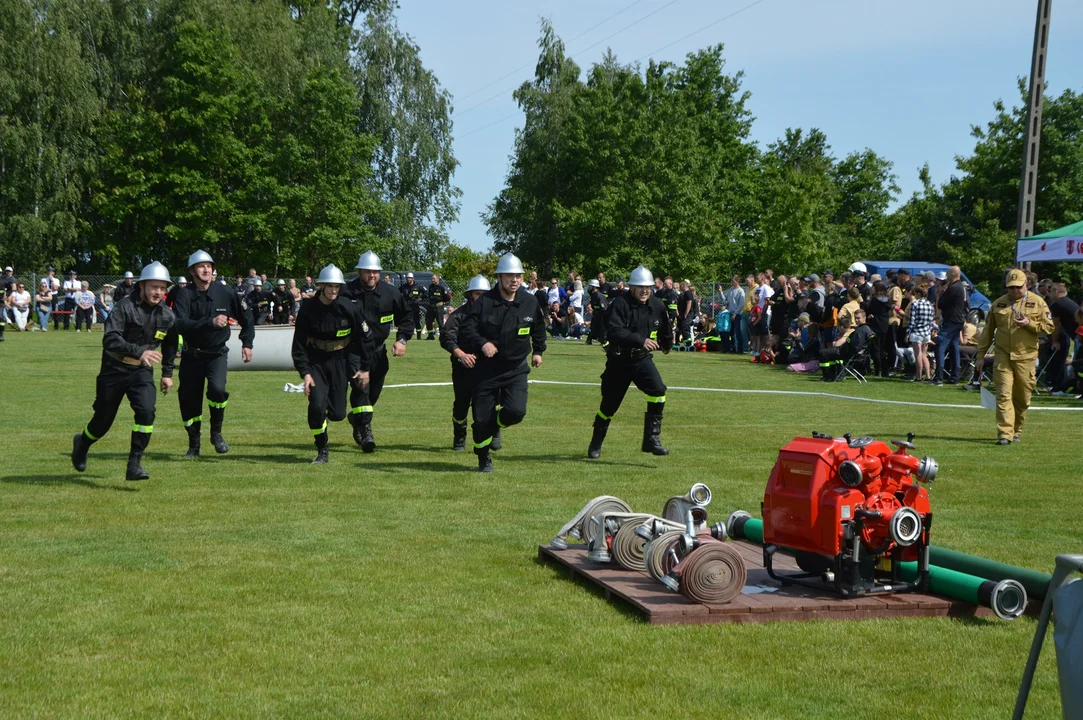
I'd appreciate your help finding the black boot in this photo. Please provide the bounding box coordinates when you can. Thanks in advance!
[71,432,92,472]
[588,416,610,459]
[312,430,329,464]
[476,447,493,473]
[490,427,502,451]
[350,413,365,446]
[359,421,375,453]
[453,421,467,451]
[183,422,201,459]
[209,407,229,453]
[641,413,669,456]
[126,431,151,481]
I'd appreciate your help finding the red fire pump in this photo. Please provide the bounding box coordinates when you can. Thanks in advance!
[761,431,938,597]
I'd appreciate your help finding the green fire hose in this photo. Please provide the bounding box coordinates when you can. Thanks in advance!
[928,546,1052,601]
[726,512,1029,619]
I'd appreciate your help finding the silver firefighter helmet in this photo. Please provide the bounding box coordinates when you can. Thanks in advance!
[495,252,525,275]
[187,249,214,268]
[355,251,382,271]
[628,265,653,287]
[466,274,492,293]
[317,264,347,285]
[138,261,172,285]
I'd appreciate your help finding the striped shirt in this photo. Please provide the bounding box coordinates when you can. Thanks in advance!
[908,298,934,335]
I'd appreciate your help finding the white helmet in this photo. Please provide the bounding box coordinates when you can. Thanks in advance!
[495,252,524,275]
[187,249,214,268]
[317,264,346,285]
[588,279,600,289]
[254,279,263,287]
[276,279,286,286]
[848,262,867,275]
[177,276,188,284]
[628,265,653,287]
[122,271,134,279]
[466,274,491,293]
[137,261,172,285]
[355,251,382,271]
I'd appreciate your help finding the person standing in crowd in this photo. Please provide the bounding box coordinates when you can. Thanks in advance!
[301,276,317,300]
[587,265,673,459]
[288,279,301,316]
[71,262,178,481]
[425,273,451,340]
[750,273,773,355]
[113,272,135,303]
[596,272,614,299]
[457,252,545,473]
[660,277,679,335]
[249,279,273,325]
[569,278,584,314]
[863,281,894,377]
[677,280,695,343]
[74,281,95,332]
[441,274,490,451]
[723,275,746,354]
[934,265,968,385]
[344,251,413,453]
[533,281,549,316]
[172,250,255,459]
[292,264,371,465]
[35,280,53,331]
[586,278,609,346]
[272,279,293,324]
[905,286,935,382]
[0,266,15,328]
[60,270,80,330]
[1047,282,1080,396]
[400,272,425,339]
[976,269,1053,445]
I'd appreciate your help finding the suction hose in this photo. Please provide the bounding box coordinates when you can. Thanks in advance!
[726,513,1027,619]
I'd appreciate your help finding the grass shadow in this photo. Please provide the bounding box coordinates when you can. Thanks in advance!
[1,473,139,492]
[919,435,999,446]
[223,453,324,465]
[496,452,654,468]
[357,460,469,473]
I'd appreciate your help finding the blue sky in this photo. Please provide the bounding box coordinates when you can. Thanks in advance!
[394,0,1083,253]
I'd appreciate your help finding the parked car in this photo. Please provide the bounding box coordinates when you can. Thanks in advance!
[858,261,992,324]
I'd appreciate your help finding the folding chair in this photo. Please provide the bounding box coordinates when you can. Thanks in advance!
[842,347,870,383]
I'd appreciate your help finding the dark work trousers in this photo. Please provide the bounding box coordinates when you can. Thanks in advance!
[451,360,473,424]
[598,354,667,420]
[935,322,963,383]
[411,305,424,337]
[471,361,529,451]
[590,311,607,345]
[870,325,894,377]
[425,306,442,336]
[179,350,229,430]
[75,306,93,331]
[83,361,157,445]
[307,350,350,448]
[59,297,74,329]
[349,345,389,426]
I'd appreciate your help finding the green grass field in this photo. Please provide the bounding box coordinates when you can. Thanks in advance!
[1,330,1080,718]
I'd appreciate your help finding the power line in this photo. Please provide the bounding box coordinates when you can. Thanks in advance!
[456,0,651,104]
[458,111,521,139]
[454,0,683,118]
[634,0,769,62]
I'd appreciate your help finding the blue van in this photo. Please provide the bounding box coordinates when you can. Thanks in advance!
[857,261,992,323]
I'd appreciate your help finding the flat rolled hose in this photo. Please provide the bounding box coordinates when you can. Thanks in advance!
[645,531,683,582]
[551,496,631,549]
[612,522,650,571]
[677,542,747,605]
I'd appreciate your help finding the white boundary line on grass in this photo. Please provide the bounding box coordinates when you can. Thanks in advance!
[383,380,1083,412]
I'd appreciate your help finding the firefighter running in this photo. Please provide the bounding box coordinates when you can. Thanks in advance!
[588,265,673,459]
[70,262,179,481]
[440,274,490,451]
[344,250,413,452]
[292,265,371,464]
[457,253,546,473]
[172,250,255,459]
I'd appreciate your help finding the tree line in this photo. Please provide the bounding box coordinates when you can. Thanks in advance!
[0,0,460,277]
[485,22,1083,292]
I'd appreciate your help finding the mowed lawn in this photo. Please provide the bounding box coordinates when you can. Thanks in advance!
[1,330,1080,718]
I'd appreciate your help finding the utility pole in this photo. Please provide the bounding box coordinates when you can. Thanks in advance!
[1016,0,1052,269]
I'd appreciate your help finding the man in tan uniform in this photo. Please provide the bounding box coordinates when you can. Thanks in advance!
[975,269,1054,445]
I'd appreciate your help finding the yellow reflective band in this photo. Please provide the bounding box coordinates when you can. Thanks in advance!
[474,436,492,449]
[336,328,351,337]
[380,314,394,324]
[667,304,678,310]
[184,415,203,427]
[597,409,613,421]
[496,411,509,429]
[83,425,99,441]
[645,395,666,404]
[312,421,327,435]
[350,405,375,414]
[208,400,227,409]
[650,330,658,340]
[155,330,167,340]
[132,424,154,433]
[517,327,530,335]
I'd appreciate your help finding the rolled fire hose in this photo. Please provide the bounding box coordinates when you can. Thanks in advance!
[727,512,1027,620]
[551,496,631,549]
[675,541,747,605]
[586,512,657,563]
[662,483,712,530]
[612,517,685,571]
[645,531,684,582]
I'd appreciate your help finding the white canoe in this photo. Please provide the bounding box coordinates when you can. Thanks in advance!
[225,324,295,371]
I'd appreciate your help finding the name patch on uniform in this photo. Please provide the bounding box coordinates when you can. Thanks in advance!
[517,327,530,335]
[380,314,394,324]
[336,329,351,337]
[154,330,167,340]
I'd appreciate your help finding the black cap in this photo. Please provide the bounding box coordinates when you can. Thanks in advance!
[897,267,911,275]
[796,291,809,300]
[47,265,55,272]
[852,269,866,277]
